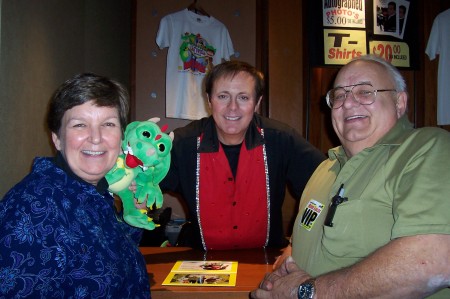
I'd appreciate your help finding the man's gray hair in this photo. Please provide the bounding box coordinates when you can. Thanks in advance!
[351,55,407,92]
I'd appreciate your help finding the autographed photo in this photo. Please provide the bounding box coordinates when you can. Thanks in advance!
[374,0,410,39]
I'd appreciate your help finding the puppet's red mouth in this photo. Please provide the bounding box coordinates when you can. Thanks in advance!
[125,153,143,168]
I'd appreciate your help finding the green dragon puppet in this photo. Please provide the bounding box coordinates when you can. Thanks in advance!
[106,117,173,230]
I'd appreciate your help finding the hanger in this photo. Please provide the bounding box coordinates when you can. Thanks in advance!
[187,0,210,18]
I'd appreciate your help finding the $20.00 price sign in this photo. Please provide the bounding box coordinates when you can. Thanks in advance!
[369,41,410,68]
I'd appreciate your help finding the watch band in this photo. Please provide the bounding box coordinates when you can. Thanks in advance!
[297,278,316,299]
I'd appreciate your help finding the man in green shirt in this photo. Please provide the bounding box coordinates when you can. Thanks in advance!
[251,55,450,299]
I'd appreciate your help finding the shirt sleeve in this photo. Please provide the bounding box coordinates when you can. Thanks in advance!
[392,128,450,238]
[425,14,440,60]
[218,25,234,61]
[156,14,171,49]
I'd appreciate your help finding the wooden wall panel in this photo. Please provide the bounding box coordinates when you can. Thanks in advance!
[267,0,304,134]
[266,0,307,236]
[308,68,340,153]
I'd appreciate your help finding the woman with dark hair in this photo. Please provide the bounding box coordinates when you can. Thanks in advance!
[0,73,151,298]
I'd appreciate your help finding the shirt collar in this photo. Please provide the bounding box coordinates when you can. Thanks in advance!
[53,151,109,194]
[198,115,265,153]
[375,114,414,145]
[329,115,414,162]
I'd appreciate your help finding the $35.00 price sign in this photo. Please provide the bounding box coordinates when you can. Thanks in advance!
[369,41,410,67]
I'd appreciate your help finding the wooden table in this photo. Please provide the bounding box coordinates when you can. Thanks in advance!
[140,246,281,299]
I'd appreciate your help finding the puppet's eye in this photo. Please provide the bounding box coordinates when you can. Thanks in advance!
[142,131,151,138]
[158,143,166,152]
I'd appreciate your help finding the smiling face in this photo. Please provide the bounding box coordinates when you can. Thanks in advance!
[52,101,122,185]
[208,71,261,145]
[331,60,407,157]
[388,3,396,16]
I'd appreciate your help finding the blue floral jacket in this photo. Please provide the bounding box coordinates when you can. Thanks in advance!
[0,157,151,298]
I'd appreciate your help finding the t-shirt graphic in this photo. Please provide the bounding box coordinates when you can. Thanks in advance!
[180,32,216,74]
[157,9,234,120]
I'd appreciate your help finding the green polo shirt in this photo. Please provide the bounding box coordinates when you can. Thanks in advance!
[292,116,450,298]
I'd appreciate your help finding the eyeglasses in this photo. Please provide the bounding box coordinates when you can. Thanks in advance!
[326,83,397,109]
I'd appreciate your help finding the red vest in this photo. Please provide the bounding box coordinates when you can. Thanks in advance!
[197,138,269,250]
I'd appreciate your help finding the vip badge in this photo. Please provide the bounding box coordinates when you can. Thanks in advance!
[300,200,324,231]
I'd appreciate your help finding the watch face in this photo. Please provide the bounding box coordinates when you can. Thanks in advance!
[298,281,315,299]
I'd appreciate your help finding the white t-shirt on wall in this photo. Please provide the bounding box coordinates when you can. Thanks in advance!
[425,8,450,126]
[156,9,234,120]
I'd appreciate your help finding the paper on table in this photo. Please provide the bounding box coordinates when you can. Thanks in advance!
[162,260,238,287]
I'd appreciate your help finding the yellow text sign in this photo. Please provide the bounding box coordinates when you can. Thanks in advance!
[324,29,367,65]
[369,41,410,67]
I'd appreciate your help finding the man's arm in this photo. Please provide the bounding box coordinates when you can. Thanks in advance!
[252,233,450,298]
[316,234,450,298]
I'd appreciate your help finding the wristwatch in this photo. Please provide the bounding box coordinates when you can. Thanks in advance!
[297,278,316,299]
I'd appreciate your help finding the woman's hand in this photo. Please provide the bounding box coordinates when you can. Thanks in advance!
[273,244,292,270]
[128,181,147,209]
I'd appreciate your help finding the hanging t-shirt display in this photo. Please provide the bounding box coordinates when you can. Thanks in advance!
[426,8,450,126]
[156,9,234,120]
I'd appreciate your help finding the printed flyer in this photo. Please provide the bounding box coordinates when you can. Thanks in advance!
[323,0,366,28]
[162,261,239,287]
